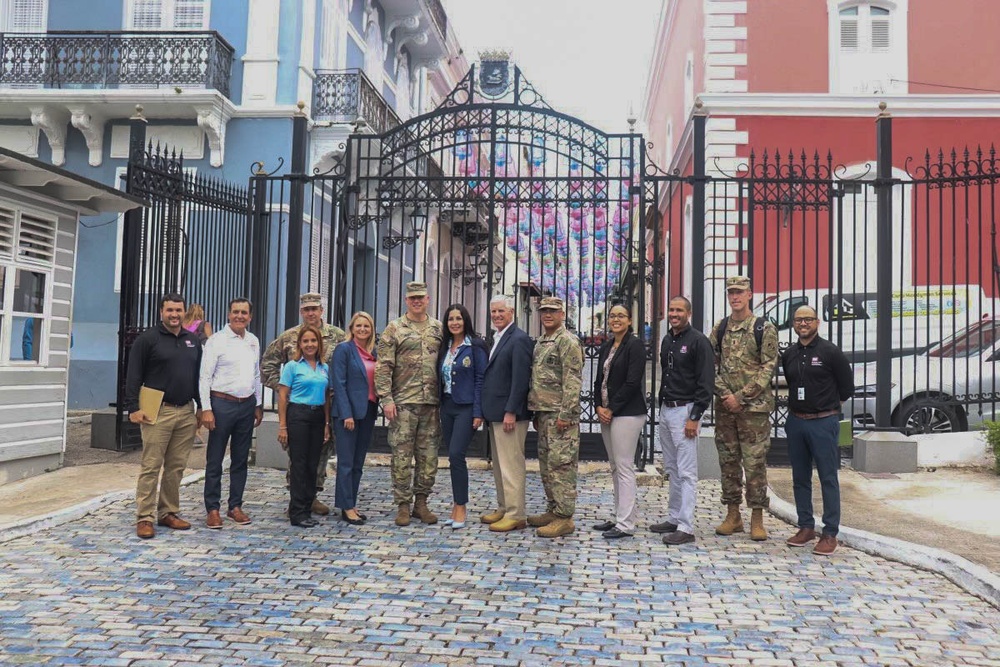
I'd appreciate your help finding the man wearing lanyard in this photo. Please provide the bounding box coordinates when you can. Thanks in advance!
[650,296,714,545]
[199,298,264,529]
[125,293,203,540]
[781,305,854,555]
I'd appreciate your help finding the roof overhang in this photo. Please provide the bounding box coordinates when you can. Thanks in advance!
[0,147,145,215]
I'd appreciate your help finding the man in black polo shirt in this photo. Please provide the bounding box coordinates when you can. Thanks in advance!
[781,305,854,556]
[650,296,714,545]
[125,292,203,539]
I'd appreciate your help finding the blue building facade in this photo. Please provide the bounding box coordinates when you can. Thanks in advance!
[0,0,459,408]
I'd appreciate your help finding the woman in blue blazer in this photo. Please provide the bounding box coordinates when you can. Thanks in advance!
[330,311,379,526]
[437,303,488,530]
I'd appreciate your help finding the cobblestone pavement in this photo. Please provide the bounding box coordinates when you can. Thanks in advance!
[1,468,999,666]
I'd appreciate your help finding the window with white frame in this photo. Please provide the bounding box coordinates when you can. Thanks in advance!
[0,202,56,365]
[125,0,211,30]
[2,0,47,31]
[830,1,907,94]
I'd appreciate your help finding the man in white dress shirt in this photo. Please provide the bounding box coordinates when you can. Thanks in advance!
[199,298,264,529]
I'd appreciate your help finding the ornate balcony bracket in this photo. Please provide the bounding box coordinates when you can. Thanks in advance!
[29,106,70,166]
[386,14,420,44]
[68,108,107,167]
[394,27,430,58]
[195,105,230,167]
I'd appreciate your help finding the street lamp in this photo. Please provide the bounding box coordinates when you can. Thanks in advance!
[382,206,427,249]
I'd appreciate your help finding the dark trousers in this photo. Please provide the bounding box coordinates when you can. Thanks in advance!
[203,396,257,512]
[333,401,377,510]
[785,414,842,536]
[287,403,326,522]
[440,395,474,506]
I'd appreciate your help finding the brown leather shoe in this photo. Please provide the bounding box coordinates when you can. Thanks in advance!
[136,521,155,539]
[489,517,528,532]
[206,510,223,529]
[312,498,331,516]
[813,534,839,556]
[786,527,817,547]
[157,513,192,530]
[227,507,251,525]
[481,509,506,524]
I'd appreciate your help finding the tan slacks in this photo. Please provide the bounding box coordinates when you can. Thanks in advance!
[489,421,528,521]
[136,402,197,523]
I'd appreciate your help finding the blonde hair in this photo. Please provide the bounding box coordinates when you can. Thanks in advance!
[183,303,205,327]
[344,311,376,353]
[292,325,325,362]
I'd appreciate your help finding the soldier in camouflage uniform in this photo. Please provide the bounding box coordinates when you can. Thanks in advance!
[527,297,584,539]
[261,292,345,515]
[709,275,779,541]
[375,281,445,527]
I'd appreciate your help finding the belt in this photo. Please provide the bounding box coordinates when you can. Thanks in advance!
[211,390,255,403]
[791,409,840,420]
[162,400,190,409]
[289,402,324,411]
[660,400,691,408]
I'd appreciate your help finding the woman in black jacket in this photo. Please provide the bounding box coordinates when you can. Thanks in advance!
[593,303,648,539]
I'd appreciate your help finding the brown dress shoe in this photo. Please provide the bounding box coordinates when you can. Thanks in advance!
[813,534,839,556]
[206,510,223,529]
[227,507,251,525]
[157,513,192,530]
[786,527,817,547]
[136,521,155,539]
[312,498,331,516]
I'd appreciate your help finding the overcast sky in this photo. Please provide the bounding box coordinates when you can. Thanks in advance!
[445,0,663,134]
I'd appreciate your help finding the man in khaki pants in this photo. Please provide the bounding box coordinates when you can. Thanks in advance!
[125,293,203,539]
[480,295,534,532]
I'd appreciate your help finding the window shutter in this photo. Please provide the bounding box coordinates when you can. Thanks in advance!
[0,206,15,259]
[871,18,890,51]
[17,210,57,266]
[840,18,859,51]
[174,0,208,29]
[9,0,46,32]
[130,0,163,29]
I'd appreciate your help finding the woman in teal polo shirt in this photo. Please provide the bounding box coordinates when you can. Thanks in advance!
[277,326,331,528]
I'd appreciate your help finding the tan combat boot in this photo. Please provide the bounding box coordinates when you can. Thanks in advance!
[527,511,558,527]
[715,504,744,535]
[412,495,438,524]
[750,508,768,541]
[537,517,575,538]
[481,509,506,524]
[395,503,411,527]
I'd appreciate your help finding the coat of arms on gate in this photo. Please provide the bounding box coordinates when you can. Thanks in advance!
[479,49,511,98]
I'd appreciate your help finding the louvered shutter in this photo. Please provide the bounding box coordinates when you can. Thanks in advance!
[871,17,890,51]
[173,0,208,29]
[840,17,859,51]
[9,0,46,32]
[0,206,15,259]
[129,0,163,29]
[17,210,57,266]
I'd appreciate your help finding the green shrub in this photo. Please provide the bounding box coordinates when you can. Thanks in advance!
[982,421,1000,475]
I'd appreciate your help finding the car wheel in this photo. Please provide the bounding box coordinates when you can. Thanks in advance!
[893,399,964,435]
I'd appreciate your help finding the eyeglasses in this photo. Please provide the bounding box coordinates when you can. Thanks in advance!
[608,313,629,320]
[793,317,817,324]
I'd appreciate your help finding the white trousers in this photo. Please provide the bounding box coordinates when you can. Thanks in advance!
[658,404,699,534]
[600,414,646,532]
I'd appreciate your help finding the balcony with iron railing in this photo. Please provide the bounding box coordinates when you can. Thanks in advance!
[0,31,235,98]
[313,68,402,135]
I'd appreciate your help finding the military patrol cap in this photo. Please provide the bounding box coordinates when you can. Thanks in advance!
[299,292,323,307]
[538,296,564,311]
[726,275,751,291]
[406,281,428,297]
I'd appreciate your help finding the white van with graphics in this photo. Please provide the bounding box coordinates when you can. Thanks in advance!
[754,285,991,363]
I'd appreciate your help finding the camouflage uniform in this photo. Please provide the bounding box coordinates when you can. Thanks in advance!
[375,314,444,505]
[709,312,779,510]
[528,322,584,518]
[261,321,345,490]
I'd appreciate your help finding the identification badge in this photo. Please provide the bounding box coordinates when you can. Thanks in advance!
[797,387,805,401]
[462,357,471,367]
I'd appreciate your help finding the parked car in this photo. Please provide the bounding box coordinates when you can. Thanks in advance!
[849,318,1000,434]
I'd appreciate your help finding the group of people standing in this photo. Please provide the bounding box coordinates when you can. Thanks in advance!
[124,274,853,555]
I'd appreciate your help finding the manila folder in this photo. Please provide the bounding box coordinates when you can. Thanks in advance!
[139,386,165,424]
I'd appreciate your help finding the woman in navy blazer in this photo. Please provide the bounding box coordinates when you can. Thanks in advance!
[436,303,488,529]
[330,311,379,526]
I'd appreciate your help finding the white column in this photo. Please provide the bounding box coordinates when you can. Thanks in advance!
[298,0,318,110]
[242,0,281,108]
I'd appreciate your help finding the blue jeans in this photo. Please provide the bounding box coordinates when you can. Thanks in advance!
[440,395,474,506]
[333,401,377,510]
[785,414,841,536]
[203,396,257,512]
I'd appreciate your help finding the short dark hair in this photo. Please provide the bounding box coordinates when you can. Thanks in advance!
[443,303,477,340]
[229,297,253,314]
[668,295,692,312]
[160,292,185,309]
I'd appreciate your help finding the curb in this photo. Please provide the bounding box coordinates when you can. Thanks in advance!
[767,486,1000,610]
[0,468,206,545]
